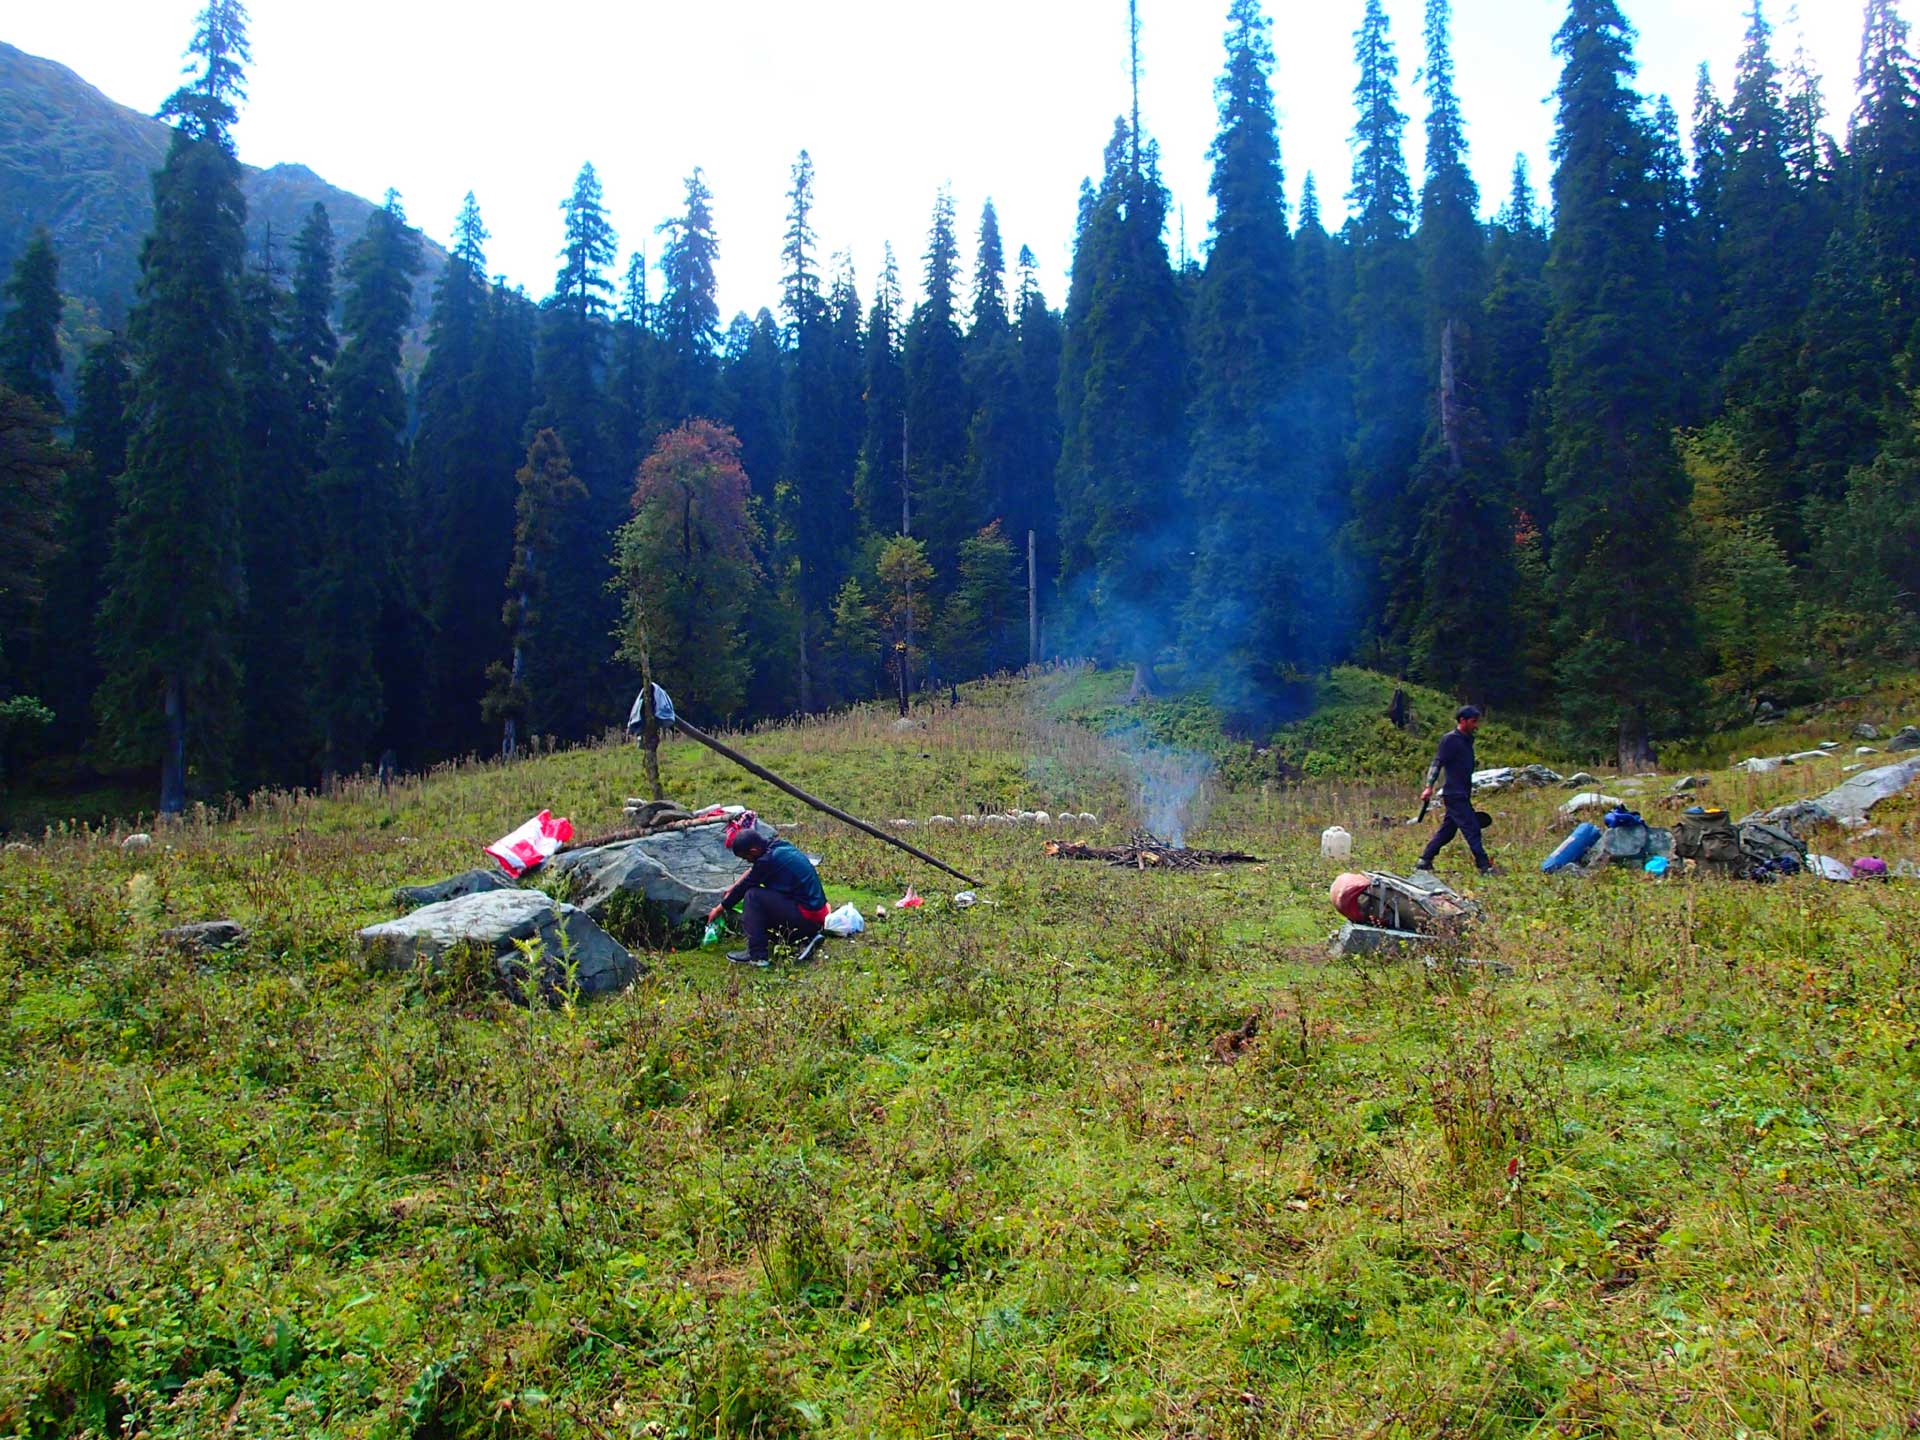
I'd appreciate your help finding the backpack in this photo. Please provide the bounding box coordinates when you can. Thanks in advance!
[1357,870,1484,937]
[1672,809,1743,873]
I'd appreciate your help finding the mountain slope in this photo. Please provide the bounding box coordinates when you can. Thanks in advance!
[0,40,447,336]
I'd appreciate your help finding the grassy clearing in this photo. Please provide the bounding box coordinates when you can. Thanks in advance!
[3,674,1919,1438]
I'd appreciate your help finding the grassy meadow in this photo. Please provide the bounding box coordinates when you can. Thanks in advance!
[2,671,1918,1438]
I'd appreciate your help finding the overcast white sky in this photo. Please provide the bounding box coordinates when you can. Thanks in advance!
[10,1,1868,318]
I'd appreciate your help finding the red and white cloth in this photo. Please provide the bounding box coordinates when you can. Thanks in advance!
[485,809,575,878]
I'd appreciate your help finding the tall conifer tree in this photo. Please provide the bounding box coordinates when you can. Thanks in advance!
[651,169,722,430]
[857,245,906,533]
[904,190,972,578]
[97,0,252,812]
[1406,0,1514,697]
[306,193,421,779]
[1055,118,1188,696]
[0,231,63,415]
[1344,0,1424,664]
[1184,0,1332,717]
[1544,0,1699,766]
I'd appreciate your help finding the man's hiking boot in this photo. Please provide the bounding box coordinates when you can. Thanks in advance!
[1477,865,1504,878]
[727,950,770,968]
[1413,862,1435,873]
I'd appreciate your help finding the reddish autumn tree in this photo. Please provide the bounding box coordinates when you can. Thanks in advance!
[616,419,762,738]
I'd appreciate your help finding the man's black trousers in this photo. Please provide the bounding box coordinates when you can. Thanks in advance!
[1420,795,1491,871]
[742,889,823,961]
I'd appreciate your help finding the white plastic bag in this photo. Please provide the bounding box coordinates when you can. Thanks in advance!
[484,809,574,878]
[824,902,866,936]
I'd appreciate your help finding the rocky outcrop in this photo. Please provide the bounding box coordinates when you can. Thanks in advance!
[392,868,518,909]
[359,889,638,999]
[547,825,745,927]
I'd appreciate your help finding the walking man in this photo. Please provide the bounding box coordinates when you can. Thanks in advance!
[1417,705,1500,876]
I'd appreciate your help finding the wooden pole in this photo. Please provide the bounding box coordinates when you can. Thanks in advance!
[1027,528,1039,669]
[672,717,981,888]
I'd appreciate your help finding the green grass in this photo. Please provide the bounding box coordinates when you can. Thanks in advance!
[3,675,1920,1437]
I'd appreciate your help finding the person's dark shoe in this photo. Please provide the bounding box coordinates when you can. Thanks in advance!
[1477,864,1504,878]
[727,950,770,967]
[1413,862,1436,873]
[794,933,824,965]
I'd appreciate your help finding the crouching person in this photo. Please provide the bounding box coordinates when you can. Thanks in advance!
[709,817,829,967]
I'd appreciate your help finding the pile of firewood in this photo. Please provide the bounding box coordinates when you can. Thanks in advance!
[1045,831,1262,871]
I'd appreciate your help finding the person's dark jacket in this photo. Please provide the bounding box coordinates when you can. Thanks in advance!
[1430,728,1477,800]
[721,839,829,923]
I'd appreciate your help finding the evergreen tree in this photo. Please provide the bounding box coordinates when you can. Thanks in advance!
[1010,245,1063,628]
[856,244,906,533]
[1405,0,1515,697]
[0,230,63,415]
[1544,0,1699,766]
[875,535,934,715]
[651,169,722,429]
[1480,158,1551,598]
[1687,65,1733,399]
[1292,171,1354,620]
[611,249,655,477]
[1055,119,1188,696]
[615,419,761,719]
[964,202,1024,567]
[1853,0,1920,350]
[287,204,338,472]
[38,335,132,750]
[306,192,421,780]
[1183,0,1330,718]
[773,154,856,709]
[935,521,1022,676]
[1344,0,1425,664]
[97,1,252,813]
[415,194,512,757]
[233,237,312,782]
[720,309,787,507]
[903,190,973,576]
[0,385,66,726]
[484,429,587,755]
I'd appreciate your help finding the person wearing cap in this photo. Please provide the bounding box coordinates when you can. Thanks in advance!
[708,820,830,966]
[1417,705,1500,876]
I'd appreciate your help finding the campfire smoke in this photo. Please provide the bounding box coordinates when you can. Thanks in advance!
[1113,725,1213,847]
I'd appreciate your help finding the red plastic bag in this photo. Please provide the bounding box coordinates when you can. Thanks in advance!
[485,809,574,878]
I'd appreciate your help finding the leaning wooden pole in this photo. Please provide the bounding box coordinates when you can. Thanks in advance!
[672,718,981,888]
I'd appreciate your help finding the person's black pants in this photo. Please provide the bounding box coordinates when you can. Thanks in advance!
[742,889,823,961]
[1421,795,1491,870]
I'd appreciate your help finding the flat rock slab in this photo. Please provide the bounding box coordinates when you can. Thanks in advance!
[161,919,248,953]
[1330,922,1435,958]
[392,867,518,909]
[1808,757,1920,823]
[359,889,639,999]
[548,826,745,927]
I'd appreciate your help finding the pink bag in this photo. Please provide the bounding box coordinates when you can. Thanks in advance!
[485,809,574,878]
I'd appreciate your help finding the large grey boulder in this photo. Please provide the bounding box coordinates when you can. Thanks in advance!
[359,889,639,999]
[548,825,745,927]
[1807,757,1920,824]
[392,867,518,909]
[1888,727,1920,752]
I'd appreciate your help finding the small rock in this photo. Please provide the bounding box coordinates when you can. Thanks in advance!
[1888,726,1920,752]
[1734,757,1783,775]
[1785,750,1836,764]
[161,919,248,953]
[1857,746,1881,756]
[122,833,153,851]
[1853,723,1881,741]
[1819,741,1840,751]
[1558,791,1625,818]
[1672,775,1708,792]
[1561,773,1598,789]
